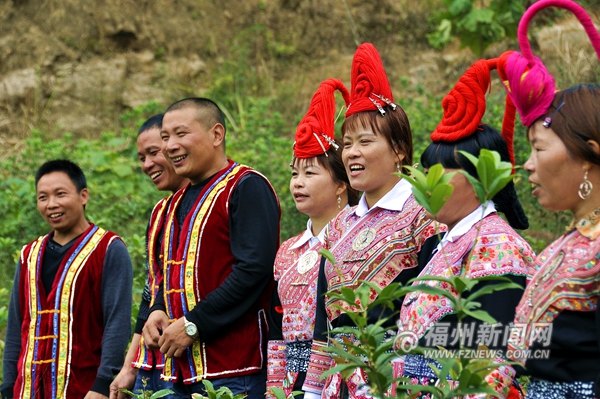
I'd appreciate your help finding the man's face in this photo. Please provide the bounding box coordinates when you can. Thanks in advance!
[137,127,188,192]
[160,107,223,185]
[36,171,88,234]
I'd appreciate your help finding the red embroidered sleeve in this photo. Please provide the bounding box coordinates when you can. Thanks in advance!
[302,340,332,394]
[267,340,287,398]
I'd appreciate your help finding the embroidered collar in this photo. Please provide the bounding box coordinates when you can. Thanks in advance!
[568,207,600,240]
[290,219,327,249]
[434,201,496,254]
[354,179,412,217]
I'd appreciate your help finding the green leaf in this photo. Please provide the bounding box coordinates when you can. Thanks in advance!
[458,369,472,389]
[429,183,454,215]
[449,0,473,16]
[399,173,419,189]
[410,275,454,284]
[117,389,137,397]
[458,170,487,204]
[462,308,498,324]
[411,186,434,215]
[459,151,479,169]
[268,386,287,399]
[340,287,357,306]
[318,248,336,265]
[402,166,428,190]
[426,164,445,188]
[150,389,176,399]
[453,386,502,397]
[476,152,494,191]
[467,281,523,302]
[452,275,479,292]
[487,174,514,200]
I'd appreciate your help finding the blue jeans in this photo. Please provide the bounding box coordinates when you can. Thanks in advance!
[134,368,176,398]
[172,369,267,399]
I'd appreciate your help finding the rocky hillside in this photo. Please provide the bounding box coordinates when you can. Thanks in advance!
[0,0,598,152]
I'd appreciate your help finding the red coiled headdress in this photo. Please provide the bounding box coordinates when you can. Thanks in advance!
[294,78,350,158]
[431,56,518,166]
[346,43,397,118]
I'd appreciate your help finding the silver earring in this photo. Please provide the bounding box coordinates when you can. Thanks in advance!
[578,170,593,200]
[396,162,401,173]
[337,195,341,209]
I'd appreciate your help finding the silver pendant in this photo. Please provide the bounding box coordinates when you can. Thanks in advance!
[352,228,376,251]
[297,250,318,274]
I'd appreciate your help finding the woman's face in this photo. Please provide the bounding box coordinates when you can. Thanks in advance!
[290,158,344,219]
[342,123,402,206]
[524,120,587,214]
[431,169,480,231]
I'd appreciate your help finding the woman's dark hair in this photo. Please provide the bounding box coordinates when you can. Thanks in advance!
[537,84,600,166]
[341,105,413,174]
[421,124,529,230]
[292,138,359,206]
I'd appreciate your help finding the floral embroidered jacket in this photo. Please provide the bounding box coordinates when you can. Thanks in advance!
[303,181,438,399]
[394,212,535,399]
[508,208,600,392]
[267,228,323,397]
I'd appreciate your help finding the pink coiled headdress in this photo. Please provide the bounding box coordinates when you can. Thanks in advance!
[500,0,600,127]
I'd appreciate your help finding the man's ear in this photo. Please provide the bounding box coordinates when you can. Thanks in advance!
[80,188,89,207]
[212,123,226,148]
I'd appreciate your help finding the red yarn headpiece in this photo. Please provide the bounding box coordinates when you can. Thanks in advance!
[294,78,350,159]
[345,43,397,117]
[431,56,517,166]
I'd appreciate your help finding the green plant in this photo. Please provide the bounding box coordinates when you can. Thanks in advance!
[191,380,247,399]
[268,386,303,399]
[401,164,456,216]
[323,276,519,398]
[118,377,174,399]
[427,0,525,56]
[458,148,514,205]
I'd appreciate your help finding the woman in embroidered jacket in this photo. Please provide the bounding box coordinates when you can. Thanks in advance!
[302,43,439,399]
[267,79,359,398]
[392,56,535,399]
[498,1,600,397]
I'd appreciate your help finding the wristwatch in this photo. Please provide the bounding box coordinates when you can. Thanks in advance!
[183,316,199,339]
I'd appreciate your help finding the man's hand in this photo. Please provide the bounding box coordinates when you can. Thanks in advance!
[159,317,195,358]
[84,391,108,399]
[142,310,170,349]
[109,364,138,399]
[109,332,141,399]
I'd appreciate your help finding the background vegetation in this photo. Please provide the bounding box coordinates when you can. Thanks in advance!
[0,0,599,386]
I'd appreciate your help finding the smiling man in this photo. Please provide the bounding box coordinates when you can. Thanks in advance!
[137,114,189,193]
[142,98,280,398]
[1,160,133,399]
[110,114,189,399]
